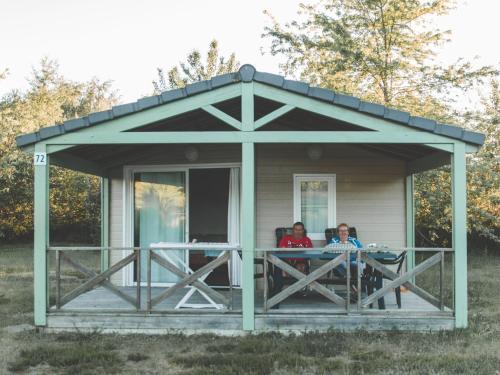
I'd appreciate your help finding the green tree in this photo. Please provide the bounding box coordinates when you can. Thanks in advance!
[264,0,499,249]
[0,58,118,242]
[263,0,495,116]
[415,81,499,249]
[153,39,239,92]
[464,80,499,245]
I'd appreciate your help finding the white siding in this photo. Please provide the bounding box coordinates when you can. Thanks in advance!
[109,143,406,285]
[256,144,406,248]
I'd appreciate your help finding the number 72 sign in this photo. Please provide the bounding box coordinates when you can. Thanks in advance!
[34,152,47,166]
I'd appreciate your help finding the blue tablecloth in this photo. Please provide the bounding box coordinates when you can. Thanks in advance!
[273,250,397,262]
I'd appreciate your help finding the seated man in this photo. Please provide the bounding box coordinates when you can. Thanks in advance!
[273,222,313,293]
[326,223,363,281]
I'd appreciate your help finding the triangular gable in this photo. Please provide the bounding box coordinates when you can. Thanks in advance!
[16,64,485,149]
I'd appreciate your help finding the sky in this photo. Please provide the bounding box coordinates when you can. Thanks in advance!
[1,0,499,103]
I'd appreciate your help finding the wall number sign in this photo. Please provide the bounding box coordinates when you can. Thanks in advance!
[34,152,47,165]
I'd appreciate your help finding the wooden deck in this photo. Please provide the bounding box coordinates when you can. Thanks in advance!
[46,284,455,333]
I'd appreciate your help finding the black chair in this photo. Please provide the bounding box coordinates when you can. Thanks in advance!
[378,251,406,309]
[275,227,294,246]
[325,227,358,243]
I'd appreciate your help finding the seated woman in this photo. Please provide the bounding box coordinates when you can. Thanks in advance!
[326,223,364,282]
[273,222,313,293]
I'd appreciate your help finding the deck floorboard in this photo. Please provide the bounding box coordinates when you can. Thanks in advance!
[57,282,444,313]
[46,281,454,332]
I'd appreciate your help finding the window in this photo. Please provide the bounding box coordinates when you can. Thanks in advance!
[293,174,336,240]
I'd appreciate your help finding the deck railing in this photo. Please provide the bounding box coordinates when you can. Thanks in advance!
[47,246,454,316]
[48,245,241,313]
[256,247,454,315]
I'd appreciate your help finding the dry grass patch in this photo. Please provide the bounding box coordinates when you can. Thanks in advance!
[1,244,500,374]
[8,343,123,374]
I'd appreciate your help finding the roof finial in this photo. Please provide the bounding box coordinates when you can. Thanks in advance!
[238,64,256,82]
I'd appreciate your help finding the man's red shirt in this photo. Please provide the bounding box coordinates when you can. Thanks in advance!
[278,235,313,261]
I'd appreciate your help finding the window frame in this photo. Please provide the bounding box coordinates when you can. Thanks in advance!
[293,173,336,241]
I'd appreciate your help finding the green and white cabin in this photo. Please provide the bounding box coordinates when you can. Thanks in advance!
[17,64,484,333]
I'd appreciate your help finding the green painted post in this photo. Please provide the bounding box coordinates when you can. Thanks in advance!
[241,82,255,330]
[241,142,255,330]
[405,174,415,276]
[241,82,254,132]
[100,177,109,271]
[452,142,467,328]
[34,143,49,326]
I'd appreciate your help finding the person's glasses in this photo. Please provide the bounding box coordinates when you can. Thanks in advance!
[339,229,348,232]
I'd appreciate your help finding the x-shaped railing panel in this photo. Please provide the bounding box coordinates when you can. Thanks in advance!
[265,253,347,310]
[360,252,443,309]
[56,250,140,309]
[149,250,231,309]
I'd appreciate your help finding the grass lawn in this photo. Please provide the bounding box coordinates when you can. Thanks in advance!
[0,243,499,374]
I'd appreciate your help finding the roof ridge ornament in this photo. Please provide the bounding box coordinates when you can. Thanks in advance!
[239,64,256,82]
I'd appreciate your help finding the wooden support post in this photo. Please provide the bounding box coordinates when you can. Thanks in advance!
[263,251,268,312]
[452,142,467,328]
[147,249,152,312]
[346,250,351,312]
[406,174,415,277]
[440,251,445,311]
[241,82,255,330]
[228,256,233,310]
[34,143,49,326]
[135,250,141,310]
[357,250,361,311]
[55,250,61,310]
[241,142,255,330]
[100,177,109,271]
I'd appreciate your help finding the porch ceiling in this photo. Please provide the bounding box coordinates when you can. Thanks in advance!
[50,142,446,177]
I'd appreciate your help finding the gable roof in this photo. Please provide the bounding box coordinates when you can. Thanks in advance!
[15,64,485,148]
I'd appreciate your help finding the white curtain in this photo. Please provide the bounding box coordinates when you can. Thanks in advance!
[300,180,329,234]
[137,172,186,283]
[227,167,242,286]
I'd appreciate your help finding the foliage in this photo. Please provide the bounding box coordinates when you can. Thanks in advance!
[263,0,496,111]
[0,58,118,242]
[152,39,239,92]
[415,80,499,249]
[0,68,7,81]
[264,0,499,250]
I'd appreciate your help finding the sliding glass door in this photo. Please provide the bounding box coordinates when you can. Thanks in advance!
[134,171,186,284]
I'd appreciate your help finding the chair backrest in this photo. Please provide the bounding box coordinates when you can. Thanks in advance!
[325,227,357,243]
[275,227,293,247]
[275,227,308,247]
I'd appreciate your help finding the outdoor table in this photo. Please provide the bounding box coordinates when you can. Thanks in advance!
[150,242,238,310]
[273,250,398,309]
[274,249,396,261]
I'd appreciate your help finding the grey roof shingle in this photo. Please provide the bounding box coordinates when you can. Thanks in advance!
[16,64,485,148]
